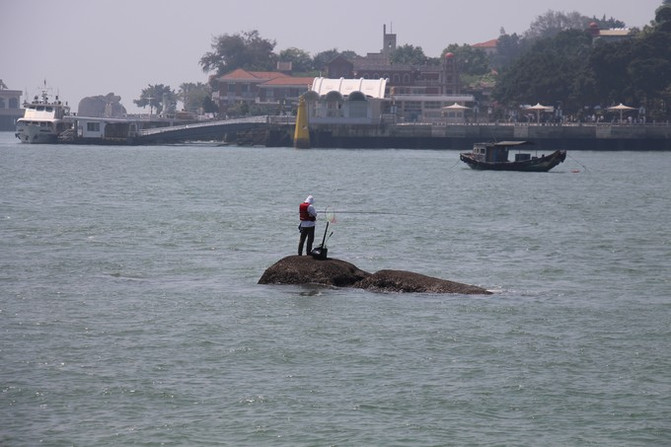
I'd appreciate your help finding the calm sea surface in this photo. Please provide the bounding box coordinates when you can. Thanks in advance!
[1,131,670,446]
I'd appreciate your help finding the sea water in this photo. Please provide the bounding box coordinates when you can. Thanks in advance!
[1,132,670,446]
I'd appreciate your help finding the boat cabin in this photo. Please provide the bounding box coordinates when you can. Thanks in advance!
[472,141,533,163]
[68,116,139,141]
[17,95,72,137]
[22,94,70,120]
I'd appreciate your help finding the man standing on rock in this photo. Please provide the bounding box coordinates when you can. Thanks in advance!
[298,195,317,255]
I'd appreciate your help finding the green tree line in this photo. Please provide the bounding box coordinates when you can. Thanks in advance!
[492,3,671,121]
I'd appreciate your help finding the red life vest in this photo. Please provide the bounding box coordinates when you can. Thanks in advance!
[299,202,316,221]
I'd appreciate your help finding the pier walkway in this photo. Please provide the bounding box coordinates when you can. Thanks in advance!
[135,115,288,144]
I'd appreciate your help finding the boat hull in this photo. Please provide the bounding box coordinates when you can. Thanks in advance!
[460,150,567,172]
[15,123,60,144]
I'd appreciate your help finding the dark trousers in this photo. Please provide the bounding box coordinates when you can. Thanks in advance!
[298,226,315,255]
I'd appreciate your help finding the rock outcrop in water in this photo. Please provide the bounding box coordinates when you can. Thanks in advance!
[258,256,492,295]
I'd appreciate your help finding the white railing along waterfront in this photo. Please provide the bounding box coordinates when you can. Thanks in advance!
[396,120,671,128]
[137,115,271,136]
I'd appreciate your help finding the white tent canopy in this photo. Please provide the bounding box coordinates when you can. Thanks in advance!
[311,77,387,99]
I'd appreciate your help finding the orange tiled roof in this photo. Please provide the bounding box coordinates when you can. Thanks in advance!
[261,76,314,86]
[472,38,498,49]
[219,68,289,81]
[598,29,631,37]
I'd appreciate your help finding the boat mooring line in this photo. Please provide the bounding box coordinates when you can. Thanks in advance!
[447,157,462,170]
[567,153,589,173]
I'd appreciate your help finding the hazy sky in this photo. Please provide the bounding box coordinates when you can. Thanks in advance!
[2,0,663,113]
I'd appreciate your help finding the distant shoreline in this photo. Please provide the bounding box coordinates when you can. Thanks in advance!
[4,120,670,151]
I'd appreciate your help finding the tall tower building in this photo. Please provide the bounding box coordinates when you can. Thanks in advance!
[381,24,397,60]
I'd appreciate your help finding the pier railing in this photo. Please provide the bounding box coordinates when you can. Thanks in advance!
[398,120,670,128]
[137,115,271,136]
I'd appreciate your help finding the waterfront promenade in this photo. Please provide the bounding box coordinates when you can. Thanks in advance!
[307,121,671,150]
[99,115,671,150]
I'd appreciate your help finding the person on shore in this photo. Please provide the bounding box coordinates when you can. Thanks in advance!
[298,195,317,255]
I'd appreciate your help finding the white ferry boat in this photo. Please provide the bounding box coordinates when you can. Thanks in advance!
[15,85,72,143]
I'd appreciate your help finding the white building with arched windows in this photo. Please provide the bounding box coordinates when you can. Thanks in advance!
[307,77,388,124]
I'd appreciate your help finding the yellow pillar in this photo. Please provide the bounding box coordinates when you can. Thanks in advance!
[293,95,310,149]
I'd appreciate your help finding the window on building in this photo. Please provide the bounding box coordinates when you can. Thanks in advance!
[87,122,101,132]
[403,101,422,112]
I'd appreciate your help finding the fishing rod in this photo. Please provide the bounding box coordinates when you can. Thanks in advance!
[316,210,405,215]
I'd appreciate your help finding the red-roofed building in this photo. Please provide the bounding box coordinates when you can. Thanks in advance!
[212,68,313,115]
[588,22,633,44]
[211,68,313,114]
[325,25,461,98]
[257,76,314,109]
[472,38,498,56]
[212,69,286,113]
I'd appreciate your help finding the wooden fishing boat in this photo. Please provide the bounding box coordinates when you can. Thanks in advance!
[460,141,566,172]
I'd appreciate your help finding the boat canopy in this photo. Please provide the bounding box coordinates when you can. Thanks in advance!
[311,77,387,99]
[493,140,533,147]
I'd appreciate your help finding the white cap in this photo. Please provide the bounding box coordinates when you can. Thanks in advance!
[305,195,314,204]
